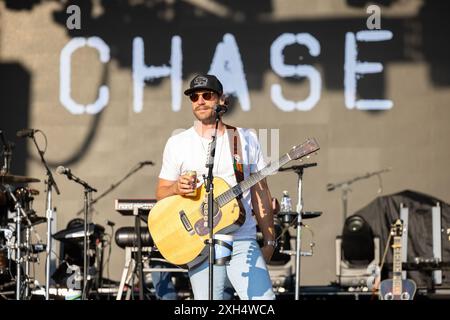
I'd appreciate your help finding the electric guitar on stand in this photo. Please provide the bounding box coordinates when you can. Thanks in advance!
[148,138,320,266]
[379,219,417,300]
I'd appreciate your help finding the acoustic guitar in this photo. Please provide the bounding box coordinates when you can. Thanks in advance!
[148,138,320,266]
[379,219,417,300]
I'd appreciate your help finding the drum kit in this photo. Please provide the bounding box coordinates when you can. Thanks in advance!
[0,174,47,299]
[1,129,49,300]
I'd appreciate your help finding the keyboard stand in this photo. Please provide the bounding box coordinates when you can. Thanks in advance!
[116,246,187,300]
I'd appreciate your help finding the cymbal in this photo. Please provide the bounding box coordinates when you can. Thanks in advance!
[0,174,40,184]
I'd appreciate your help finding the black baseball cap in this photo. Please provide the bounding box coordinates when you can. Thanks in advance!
[184,74,223,96]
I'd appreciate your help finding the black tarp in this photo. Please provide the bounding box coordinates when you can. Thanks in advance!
[351,190,450,289]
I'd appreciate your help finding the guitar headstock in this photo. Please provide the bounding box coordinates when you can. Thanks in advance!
[288,138,320,160]
[391,219,403,237]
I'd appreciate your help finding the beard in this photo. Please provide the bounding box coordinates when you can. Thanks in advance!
[193,108,215,124]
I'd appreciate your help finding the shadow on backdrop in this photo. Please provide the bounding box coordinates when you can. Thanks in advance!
[0,63,30,176]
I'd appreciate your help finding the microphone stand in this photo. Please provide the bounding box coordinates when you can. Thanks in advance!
[75,161,153,216]
[72,162,152,299]
[326,168,391,228]
[29,132,60,301]
[279,163,317,300]
[81,186,94,300]
[63,172,97,300]
[203,111,221,300]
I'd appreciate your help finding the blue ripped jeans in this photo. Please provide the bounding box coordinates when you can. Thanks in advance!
[188,239,275,300]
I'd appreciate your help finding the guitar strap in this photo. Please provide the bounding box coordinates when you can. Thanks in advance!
[224,124,244,183]
[224,124,246,215]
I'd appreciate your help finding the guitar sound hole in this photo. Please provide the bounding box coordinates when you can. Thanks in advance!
[201,200,220,218]
[194,205,222,236]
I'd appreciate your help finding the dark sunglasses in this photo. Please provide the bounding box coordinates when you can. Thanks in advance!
[189,92,215,102]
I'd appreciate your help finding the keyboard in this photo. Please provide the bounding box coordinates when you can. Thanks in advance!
[114,199,157,216]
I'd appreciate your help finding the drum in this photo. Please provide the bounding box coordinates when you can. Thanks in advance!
[0,191,11,227]
[0,229,14,286]
[0,191,7,206]
[0,248,7,275]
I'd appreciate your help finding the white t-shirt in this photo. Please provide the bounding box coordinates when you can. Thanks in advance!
[158,126,267,240]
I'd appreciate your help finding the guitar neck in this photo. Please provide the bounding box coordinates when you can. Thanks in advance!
[392,236,403,295]
[217,153,292,207]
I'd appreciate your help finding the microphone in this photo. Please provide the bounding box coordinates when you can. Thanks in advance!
[16,129,37,138]
[56,165,97,192]
[105,220,116,227]
[214,104,228,114]
[139,161,155,166]
[56,165,71,176]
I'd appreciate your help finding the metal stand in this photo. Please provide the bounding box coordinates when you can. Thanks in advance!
[44,179,56,300]
[57,168,96,300]
[116,246,138,300]
[203,113,221,300]
[24,224,31,299]
[279,163,317,300]
[340,184,350,227]
[133,207,144,300]
[432,202,442,285]
[2,186,27,299]
[293,167,304,300]
[15,202,21,300]
[116,246,187,300]
[81,187,95,300]
[327,168,391,229]
[18,130,61,300]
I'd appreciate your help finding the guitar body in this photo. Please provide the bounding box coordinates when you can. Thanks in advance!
[379,278,417,300]
[148,177,244,266]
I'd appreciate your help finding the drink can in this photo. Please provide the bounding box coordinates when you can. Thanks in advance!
[185,170,197,197]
